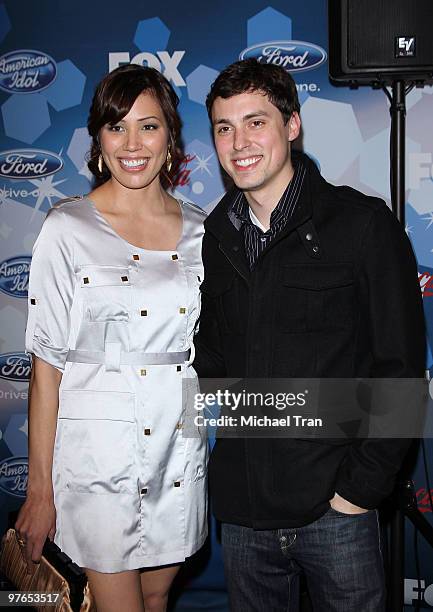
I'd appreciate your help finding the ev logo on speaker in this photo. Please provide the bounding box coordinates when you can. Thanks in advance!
[396,36,415,57]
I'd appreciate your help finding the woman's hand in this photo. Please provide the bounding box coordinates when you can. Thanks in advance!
[15,491,56,574]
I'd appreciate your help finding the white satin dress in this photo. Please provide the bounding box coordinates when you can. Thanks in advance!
[25,196,208,573]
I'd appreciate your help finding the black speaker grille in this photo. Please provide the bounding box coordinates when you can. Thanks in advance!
[347,0,433,69]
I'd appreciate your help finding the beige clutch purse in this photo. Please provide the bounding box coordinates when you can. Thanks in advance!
[0,529,95,612]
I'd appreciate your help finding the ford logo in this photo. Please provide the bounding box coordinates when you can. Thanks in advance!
[0,149,63,180]
[0,457,28,498]
[240,40,327,73]
[0,49,57,94]
[0,256,31,298]
[0,352,32,382]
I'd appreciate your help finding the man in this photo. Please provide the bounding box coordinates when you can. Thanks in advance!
[194,59,425,611]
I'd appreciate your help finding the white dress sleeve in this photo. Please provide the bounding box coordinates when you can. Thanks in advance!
[25,208,75,371]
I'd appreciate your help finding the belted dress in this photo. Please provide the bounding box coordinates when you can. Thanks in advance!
[25,196,208,572]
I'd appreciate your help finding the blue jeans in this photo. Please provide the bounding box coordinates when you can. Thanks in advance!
[221,507,385,612]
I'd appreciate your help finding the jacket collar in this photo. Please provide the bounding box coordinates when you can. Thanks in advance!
[204,152,324,249]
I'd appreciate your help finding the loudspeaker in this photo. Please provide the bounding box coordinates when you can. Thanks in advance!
[328,0,433,84]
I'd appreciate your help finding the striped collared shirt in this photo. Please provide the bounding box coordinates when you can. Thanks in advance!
[228,160,306,269]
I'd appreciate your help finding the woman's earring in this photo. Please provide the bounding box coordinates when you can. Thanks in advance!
[166,149,172,173]
[98,154,103,174]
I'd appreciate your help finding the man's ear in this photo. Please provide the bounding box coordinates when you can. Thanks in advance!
[287,112,301,142]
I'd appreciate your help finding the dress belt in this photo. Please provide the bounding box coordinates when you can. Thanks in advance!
[66,348,191,366]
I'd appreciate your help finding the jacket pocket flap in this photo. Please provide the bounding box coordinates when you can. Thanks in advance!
[281,263,353,290]
[79,266,131,288]
[59,390,135,421]
[200,273,234,297]
[86,302,129,322]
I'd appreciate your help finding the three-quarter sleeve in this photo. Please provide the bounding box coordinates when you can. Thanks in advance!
[25,208,75,371]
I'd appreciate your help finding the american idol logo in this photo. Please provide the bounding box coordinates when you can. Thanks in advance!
[0,353,32,382]
[0,49,57,93]
[240,40,327,73]
[0,149,63,180]
[0,457,28,498]
[0,256,31,298]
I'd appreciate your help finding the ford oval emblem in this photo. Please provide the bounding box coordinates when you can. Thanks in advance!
[0,149,63,180]
[0,352,32,382]
[0,457,28,498]
[240,40,327,73]
[0,256,31,298]
[0,49,57,94]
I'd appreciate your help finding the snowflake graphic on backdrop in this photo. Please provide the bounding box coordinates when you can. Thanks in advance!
[28,176,67,218]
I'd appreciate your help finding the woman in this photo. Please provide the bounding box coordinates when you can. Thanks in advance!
[15,64,208,612]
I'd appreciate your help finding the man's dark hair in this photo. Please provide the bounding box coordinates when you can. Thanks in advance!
[206,59,300,124]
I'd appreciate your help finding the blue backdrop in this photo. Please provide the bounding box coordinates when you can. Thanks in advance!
[0,1,432,609]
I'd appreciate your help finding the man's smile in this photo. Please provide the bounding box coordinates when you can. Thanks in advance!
[232,155,263,170]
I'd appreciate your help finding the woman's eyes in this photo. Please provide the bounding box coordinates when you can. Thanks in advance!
[107,124,124,132]
[107,124,159,132]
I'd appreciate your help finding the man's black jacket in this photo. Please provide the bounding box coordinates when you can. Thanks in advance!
[194,152,425,529]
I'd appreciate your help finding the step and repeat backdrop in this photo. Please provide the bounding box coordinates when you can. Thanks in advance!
[0,0,432,609]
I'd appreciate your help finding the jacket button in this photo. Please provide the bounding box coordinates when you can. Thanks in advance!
[174,481,181,487]
[141,488,148,495]
[312,245,320,253]
[305,232,313,241]
[144,428,151,435]
[232,246,239,252]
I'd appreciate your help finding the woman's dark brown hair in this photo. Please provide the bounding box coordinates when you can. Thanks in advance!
[87,64,183,188]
